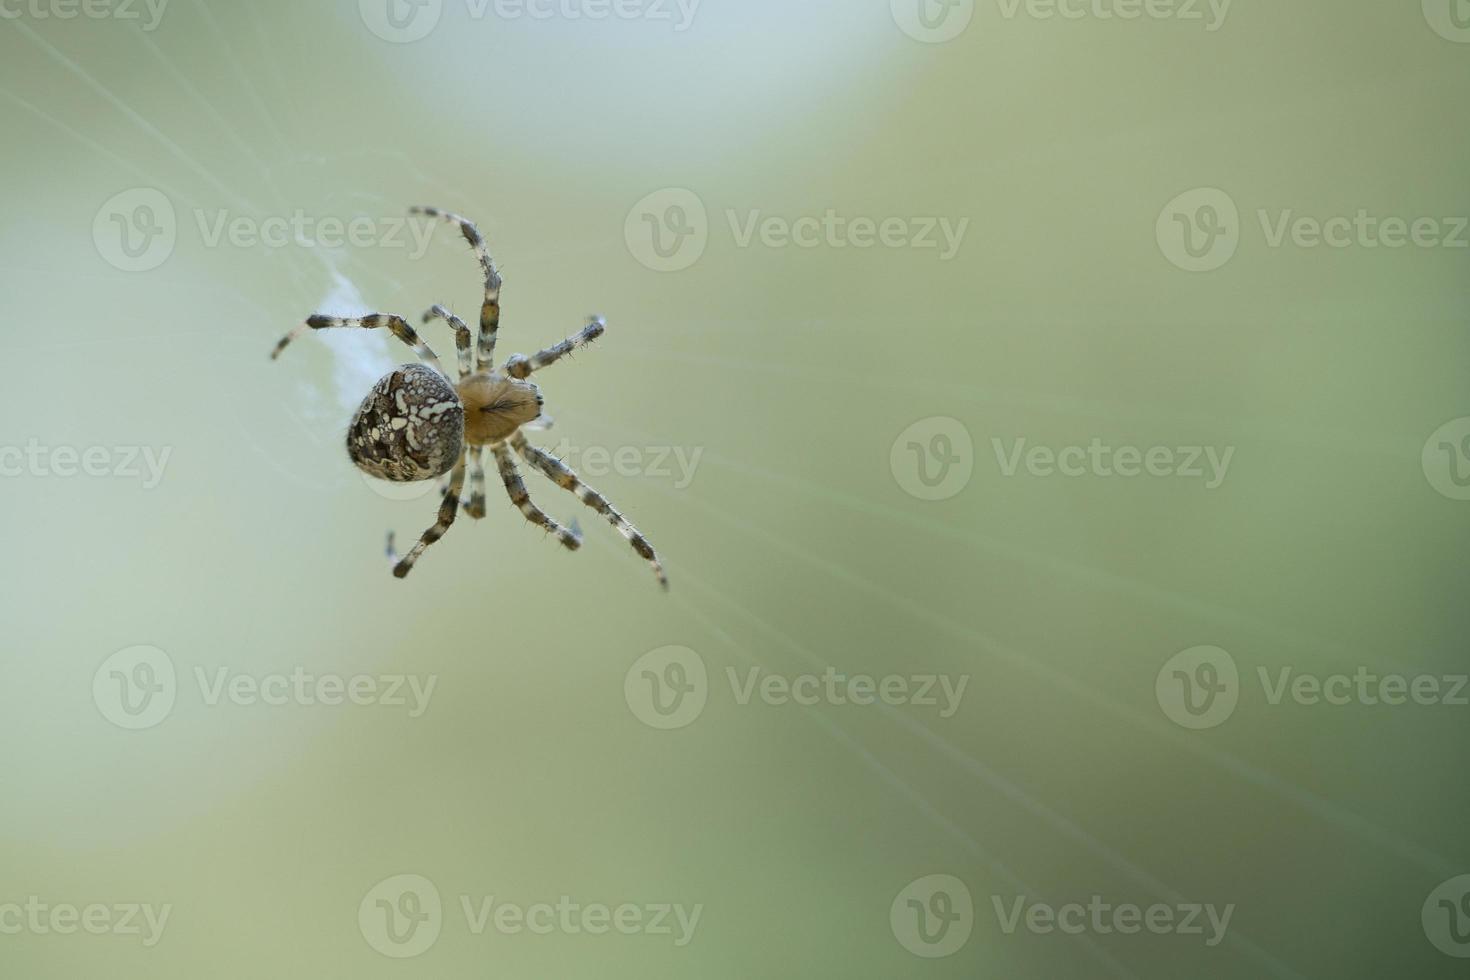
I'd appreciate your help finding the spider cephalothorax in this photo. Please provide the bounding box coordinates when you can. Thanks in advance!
[271,207,666,587]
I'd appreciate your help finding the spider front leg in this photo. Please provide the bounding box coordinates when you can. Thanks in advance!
[271,313,447,378]
[465,445,487,519]
[421,304,473,380]
[505,317,606,379]
[388,453,467,578]
[410,206,502,371]
[491,443,582,551]
[511,432,667,589]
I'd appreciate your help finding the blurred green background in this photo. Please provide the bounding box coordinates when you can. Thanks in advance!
[2,1,1468,977]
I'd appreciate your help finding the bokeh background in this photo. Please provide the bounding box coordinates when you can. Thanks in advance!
[2,1,1468,977]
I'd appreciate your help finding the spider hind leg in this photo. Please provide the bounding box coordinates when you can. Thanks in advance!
[512,432,667,589]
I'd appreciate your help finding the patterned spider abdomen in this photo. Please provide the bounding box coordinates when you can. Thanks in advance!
[347,364,465,482]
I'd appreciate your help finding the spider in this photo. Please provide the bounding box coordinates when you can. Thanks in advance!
[270,206,667,588]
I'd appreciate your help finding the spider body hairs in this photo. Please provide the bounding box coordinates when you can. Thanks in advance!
[271,207,666,588]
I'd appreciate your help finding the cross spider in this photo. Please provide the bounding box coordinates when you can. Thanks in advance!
[270,206,667,588]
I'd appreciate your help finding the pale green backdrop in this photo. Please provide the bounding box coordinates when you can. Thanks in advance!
[1,1,1468,977]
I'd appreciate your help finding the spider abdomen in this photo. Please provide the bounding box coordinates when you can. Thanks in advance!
[348,364,465,482]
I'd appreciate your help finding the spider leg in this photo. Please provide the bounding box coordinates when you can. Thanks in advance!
[491,443,582,552]
[421,304,474,380]
[272,313,446,378]
[504,317,606,380]
[388,453,467,578]
[465,445,488,519]
[511,432,666,589]
[410,206,502,371]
